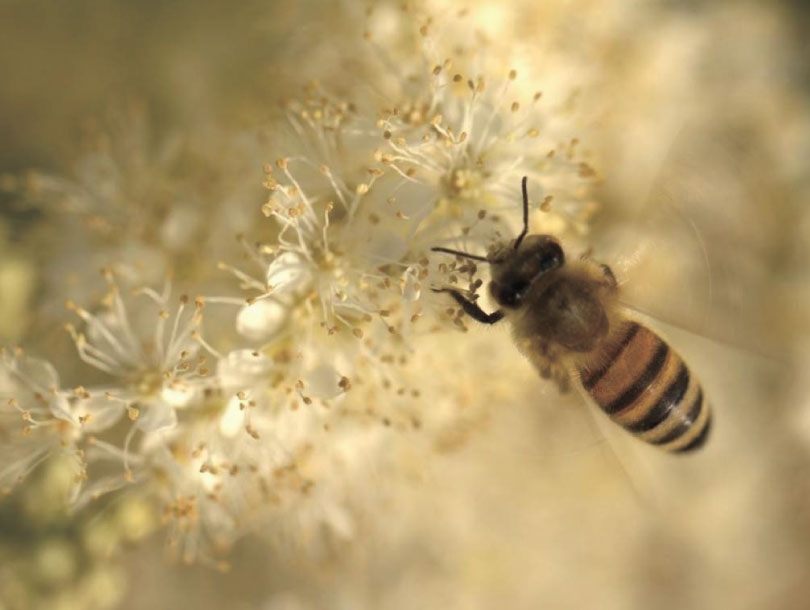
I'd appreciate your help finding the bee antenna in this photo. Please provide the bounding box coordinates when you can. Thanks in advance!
[513,176,530,250]
[430,246,489,262]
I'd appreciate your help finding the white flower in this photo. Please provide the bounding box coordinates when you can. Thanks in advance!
[59,272,222,497]
[235,299,287,341]
[0,349,88,496]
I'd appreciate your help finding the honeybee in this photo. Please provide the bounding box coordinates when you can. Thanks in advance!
[432,177,712,453]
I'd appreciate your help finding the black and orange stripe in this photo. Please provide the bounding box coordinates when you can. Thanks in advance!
[579,321,711,452]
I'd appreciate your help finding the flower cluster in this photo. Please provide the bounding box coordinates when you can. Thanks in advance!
[1,9,596,564]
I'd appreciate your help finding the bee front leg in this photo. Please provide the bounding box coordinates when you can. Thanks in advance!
[433,289,505,325]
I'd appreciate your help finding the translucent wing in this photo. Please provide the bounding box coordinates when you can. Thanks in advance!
[589,123,782,360]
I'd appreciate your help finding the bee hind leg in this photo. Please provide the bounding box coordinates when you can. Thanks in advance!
[521,339,572,393]
[540,362,572,393]
[432,288,505,324]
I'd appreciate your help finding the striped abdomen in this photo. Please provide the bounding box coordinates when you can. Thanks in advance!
[578,321,711,452]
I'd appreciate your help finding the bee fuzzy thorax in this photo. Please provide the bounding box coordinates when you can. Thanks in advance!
[503,257,618,350]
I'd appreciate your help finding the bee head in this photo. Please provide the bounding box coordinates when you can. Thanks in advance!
[487,234,565,309]
[431,177,564,309]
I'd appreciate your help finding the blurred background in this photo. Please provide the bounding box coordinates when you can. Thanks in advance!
[1,1,809,609]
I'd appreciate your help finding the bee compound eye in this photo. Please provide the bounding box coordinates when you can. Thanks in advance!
[506,290,522,307]
[491,282,523,308]
[541,243,564,271]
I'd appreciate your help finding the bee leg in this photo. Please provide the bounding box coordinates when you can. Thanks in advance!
[554,368,571,393]
[600,264,618,290]
[433,289,505,324]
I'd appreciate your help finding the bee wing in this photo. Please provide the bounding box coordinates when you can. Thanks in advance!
[591,125,780,359]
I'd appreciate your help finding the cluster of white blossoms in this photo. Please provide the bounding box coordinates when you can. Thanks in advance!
[1,9,596,565]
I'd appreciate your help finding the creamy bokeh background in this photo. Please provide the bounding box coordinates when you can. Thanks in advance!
[1,1,808,609]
